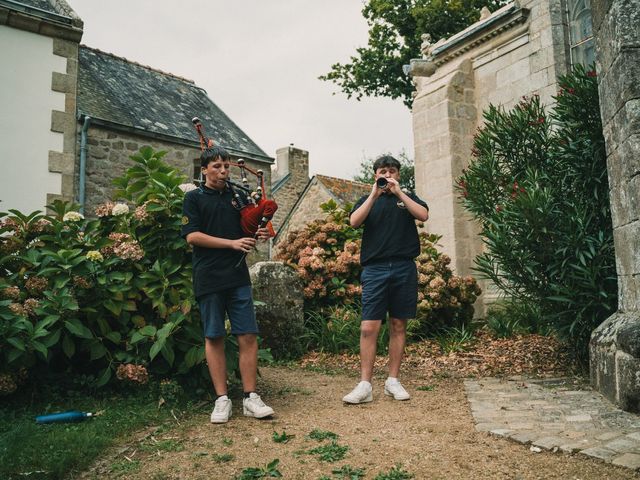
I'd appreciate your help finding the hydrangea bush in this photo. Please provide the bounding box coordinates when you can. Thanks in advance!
[277,200,480,337]
[0,147,269,395]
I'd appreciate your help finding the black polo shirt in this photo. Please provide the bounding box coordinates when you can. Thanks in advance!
[350,192,429,266]
[181,185,250,299]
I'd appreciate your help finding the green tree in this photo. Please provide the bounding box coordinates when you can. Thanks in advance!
[353,151,416,191]
[456,66,615,364]
[320,0,505,109]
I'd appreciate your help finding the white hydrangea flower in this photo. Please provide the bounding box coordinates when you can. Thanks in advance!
[62,211,84,222]
[112,203,130,216]
[86,250,104,262]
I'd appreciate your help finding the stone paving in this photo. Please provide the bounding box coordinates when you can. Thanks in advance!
[465,377,640,471]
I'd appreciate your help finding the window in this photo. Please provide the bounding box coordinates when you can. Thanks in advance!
[567,0,595,67]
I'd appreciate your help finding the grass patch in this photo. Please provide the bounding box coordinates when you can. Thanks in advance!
[213,453,235,463]
[374,464,414,480]
[307,441,349,462]
[272,430,295,443]
[0,379,195,480]
[236,458,282,479]
[416,385,435,391]
[331,464,366,479]
[307,429,338,441]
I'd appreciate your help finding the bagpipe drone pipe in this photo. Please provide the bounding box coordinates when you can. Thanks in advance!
[192,117,278,265]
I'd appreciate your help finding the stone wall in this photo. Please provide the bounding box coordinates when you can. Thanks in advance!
[80,125,272,215]
[274,179,333,252]
[412,0,571,311]
[589,0,640,412]
[271,146,310,232]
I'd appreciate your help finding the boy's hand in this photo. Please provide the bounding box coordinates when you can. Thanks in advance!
[230,237,256,252]
[255,227,271,242]
[385,177,401,196]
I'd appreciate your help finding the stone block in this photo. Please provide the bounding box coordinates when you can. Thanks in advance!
[51,110,71,133]
[605,437,639,453]
[249,262,304,357]
[591,0,614,34]
[619,275,640,313]
[617,350,640,413]
[51,72,72,94]
[580,446,617,461]
[599,50,640,126]
[48,151,74,175]
[603,100,640,152]
[613,223,640,277]
[52,38,78,58]
[612,452,640,470]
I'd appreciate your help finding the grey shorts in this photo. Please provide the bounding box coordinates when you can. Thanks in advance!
[198,285,258,338]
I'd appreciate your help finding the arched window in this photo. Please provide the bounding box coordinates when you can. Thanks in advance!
[567,0,595,66]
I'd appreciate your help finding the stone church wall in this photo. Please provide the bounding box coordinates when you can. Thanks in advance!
[412,0,571,311]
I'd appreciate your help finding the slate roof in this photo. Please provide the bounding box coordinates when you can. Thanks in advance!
[315,175,370,205]
[0,0,82,27]
[273,174,369,242]
[77,46,272,163]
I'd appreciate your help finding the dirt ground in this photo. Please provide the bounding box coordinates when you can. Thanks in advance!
[78,365,639,480]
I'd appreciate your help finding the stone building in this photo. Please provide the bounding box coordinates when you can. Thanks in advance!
[589,0,640,413]
[0,0,274,217]
[409,0,596,311]
[274,173,370,252]
[0,0,83,213]
[271,145,311,232]
[76,46,273,215]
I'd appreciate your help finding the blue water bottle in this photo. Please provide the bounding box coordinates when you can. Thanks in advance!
[36,411,93,424]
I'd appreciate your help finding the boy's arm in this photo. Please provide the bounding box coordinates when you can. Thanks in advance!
[182,193,256,252]
[395,190,429,221]
[186,232,256,252]
[350,185,384,228]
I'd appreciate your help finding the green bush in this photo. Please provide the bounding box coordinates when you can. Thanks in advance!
[0,147,270,394]
[484,300,545,338]
[456,66,616,363]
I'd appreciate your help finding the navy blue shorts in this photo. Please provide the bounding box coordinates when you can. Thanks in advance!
[198,285,258,339]
[361,259,418,322]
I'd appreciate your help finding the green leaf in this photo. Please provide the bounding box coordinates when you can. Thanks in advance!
[104,299,122,316]
[149,337,166,360]
[95,367,112,387]
[140,325,157,337]
[161,342,175,366]
[7,337,26,351]
[65,319,93,339]
[62,334,75,358]
[89,342,108,360]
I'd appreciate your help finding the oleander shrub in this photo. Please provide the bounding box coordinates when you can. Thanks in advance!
[276,200,481,341]
[0,147,270,394]
[456,65,616,364]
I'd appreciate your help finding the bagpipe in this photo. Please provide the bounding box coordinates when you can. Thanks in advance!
[192,117,278,265]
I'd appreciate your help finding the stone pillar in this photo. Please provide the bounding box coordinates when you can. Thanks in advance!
[271,146,309,232]
[589,0,640,412]
[413,59,485,311]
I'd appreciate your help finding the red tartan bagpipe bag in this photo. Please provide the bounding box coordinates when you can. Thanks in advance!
[192,117,278,239]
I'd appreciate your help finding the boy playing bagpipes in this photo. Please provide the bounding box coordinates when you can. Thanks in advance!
[182,121,277,423]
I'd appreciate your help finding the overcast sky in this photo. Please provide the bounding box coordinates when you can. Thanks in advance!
[67,0,414,180]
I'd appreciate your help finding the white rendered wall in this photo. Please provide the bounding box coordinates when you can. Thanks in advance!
[0,25,66,214]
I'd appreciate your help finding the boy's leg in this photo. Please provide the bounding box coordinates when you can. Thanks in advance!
[237,333,258,392]
[199,292,229,396]
[387,317,407,378]
[360,320,382,382]
[205,337,228,396]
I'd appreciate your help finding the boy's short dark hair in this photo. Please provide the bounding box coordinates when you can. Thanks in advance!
[372,155,401,173]
[200,145,230,167]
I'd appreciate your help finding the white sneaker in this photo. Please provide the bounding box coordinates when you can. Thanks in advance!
[243,393,274,418]
[211,396,232,423]
[384,378,410,400]
[342,381,373,404]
